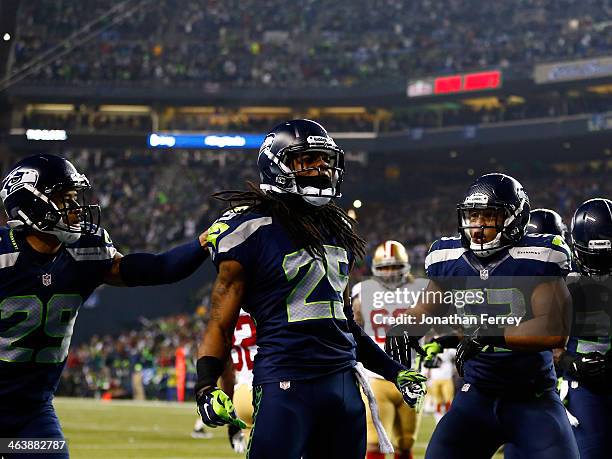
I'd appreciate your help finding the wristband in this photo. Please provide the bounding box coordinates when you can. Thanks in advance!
[195,356,224,394]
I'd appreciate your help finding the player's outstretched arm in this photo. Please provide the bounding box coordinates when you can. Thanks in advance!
[195,260,246,429]
[103,230,209,286]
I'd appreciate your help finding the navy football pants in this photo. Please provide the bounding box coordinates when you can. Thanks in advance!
[563,384,612,459]
[426,384,578,459]
[247,368,366,459]
[0,401,68,458]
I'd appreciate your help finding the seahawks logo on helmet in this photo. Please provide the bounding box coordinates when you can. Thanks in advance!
[0,167,39,200]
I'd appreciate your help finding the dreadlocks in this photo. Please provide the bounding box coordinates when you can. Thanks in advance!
[212,183,366,261]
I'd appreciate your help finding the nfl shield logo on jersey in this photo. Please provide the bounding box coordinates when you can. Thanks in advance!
[42,273,52,286]
[480,269,489,280]
[279,381,291,390]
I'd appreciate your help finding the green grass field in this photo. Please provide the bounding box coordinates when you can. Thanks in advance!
[55,397,502,458]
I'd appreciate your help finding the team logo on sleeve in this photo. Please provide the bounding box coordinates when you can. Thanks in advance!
[206,221,230,250]
[0,167,39,200]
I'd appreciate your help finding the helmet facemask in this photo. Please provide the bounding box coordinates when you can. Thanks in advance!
[458,204,512,257]
[5,179,100,244]
[573,239,612,277]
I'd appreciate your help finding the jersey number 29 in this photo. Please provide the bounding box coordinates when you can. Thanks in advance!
[0,294,80,363]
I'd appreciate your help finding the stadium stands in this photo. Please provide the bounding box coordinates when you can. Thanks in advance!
[12,0,612,88]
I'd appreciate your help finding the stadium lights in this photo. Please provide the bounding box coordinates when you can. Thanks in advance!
[239,106,293,115]
[27,103,74,113]
[353,199,363,209]
[99,105,151,114]
[3,33,10,41]
[321,107,367,115]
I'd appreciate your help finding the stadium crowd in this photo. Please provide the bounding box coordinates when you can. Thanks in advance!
[58,313,205,401]
[12,0,611,88]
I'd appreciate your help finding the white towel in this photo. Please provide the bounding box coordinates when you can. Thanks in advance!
[354,362,394,454]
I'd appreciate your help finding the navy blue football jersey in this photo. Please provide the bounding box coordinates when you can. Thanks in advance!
[565,274,612,387]
[0,226,116,407]
[425,233,571,394]
[207,207,356,385]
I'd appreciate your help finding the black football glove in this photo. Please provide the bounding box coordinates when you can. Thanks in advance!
[559,351,607,385]
[385,329,426,368]
[455,336,486,377]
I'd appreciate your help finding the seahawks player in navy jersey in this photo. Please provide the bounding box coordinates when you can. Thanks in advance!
[554,198,612,459]
[387,173,579,458]
[0,154,209,457]
[194,119,426,459]
[527,208,568,242]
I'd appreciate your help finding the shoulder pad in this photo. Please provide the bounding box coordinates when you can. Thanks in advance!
[425,237,466,271]
[66,227,117,261]
[207,209,272,255]
[509,234,571,270]
[0,227,20,269]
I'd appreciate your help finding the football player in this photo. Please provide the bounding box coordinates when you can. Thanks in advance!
[0,154,210,457]
[526,208,568,241]
[554,198,612,459]
[227,308,258,453]
[424,345,456,425]
[352,240,428,459]
[387,173,579,458]
[194,119,427,459]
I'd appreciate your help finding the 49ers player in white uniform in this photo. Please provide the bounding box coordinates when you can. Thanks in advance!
[228,309,258,452]
[352,241,428,459]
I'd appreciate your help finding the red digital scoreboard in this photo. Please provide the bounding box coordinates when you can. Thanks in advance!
[407,70,502,97]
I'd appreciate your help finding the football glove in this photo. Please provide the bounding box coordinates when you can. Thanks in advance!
[196,386,247,429]
[559,351,607,385]
[455,336,486,377]
[228,424,247,453]
[385,331,426,368]
[416,341,444,369]
[396,369,427,410]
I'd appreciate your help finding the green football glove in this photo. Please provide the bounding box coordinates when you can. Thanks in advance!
[416,341,443,370]
[196,386,247,429]
[396,369,427,411]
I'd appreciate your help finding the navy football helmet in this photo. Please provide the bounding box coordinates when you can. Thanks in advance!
[527,208,568,240]
[571,198,612,276]
[257,119,344,206]
[1,154,100,243]
[457,173,530,256]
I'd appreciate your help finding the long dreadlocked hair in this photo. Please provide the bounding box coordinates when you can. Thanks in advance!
[212,182,366,261]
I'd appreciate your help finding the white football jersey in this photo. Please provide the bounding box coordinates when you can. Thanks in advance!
[353,276,429,378]
[230,309,258,387]
[429,348,457,380]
